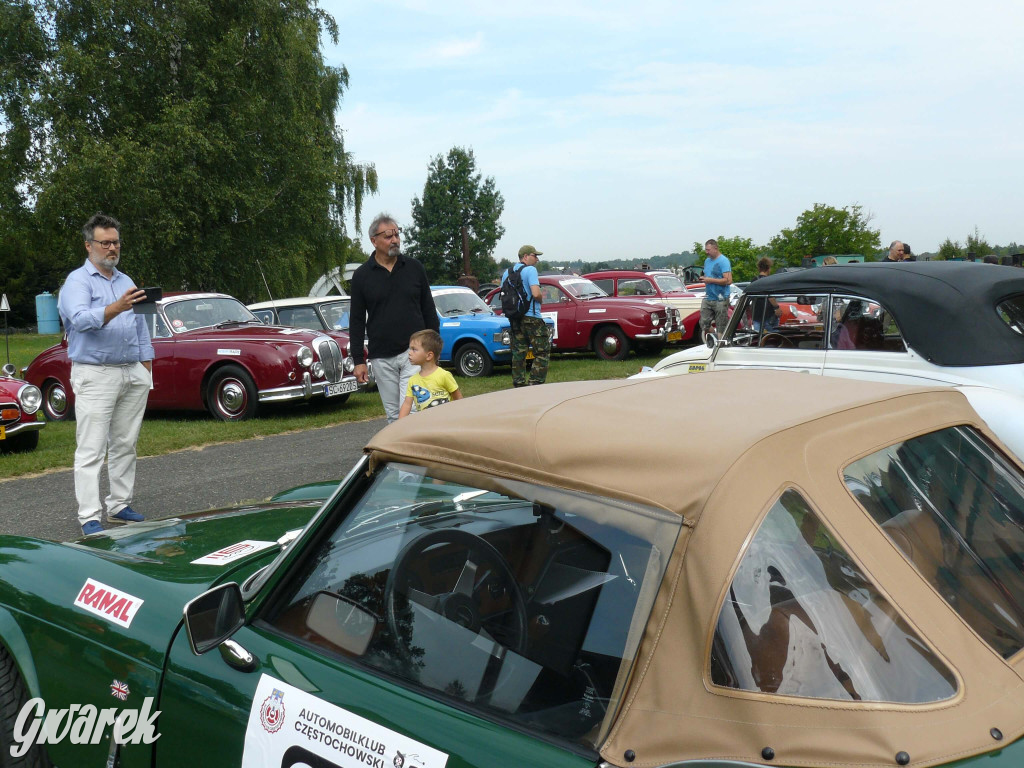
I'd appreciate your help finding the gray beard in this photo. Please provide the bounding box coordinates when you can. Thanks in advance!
[100,254,119,271]
[388,244,401,259]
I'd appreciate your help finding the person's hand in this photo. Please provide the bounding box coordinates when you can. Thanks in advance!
[699,276,709,283]
[113,288,146,315]
[353,363,368,384]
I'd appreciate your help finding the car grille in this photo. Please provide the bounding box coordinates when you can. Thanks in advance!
[0,400,21,429]
[316,338,344,383]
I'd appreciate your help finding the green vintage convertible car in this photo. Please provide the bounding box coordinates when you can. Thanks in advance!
[4,371,1024,768]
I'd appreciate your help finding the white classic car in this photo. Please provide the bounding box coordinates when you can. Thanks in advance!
[637,261,1024,457]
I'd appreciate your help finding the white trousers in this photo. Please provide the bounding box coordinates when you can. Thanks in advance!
[70,362,151,524]
[372,352,419,424]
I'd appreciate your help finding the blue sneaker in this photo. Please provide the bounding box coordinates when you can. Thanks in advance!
[81,520,103,536]
[107,506,145,524]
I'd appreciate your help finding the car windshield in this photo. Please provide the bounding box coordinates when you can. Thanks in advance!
[561,278,607,300]
[320,301,352,331]
[844,425,1024,659]
[653,274,687,293]
[434,290,493,317]
[263,462,681,749]
[163,297,258,332]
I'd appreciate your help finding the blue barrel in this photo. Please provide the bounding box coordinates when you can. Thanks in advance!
[36,292,61,334]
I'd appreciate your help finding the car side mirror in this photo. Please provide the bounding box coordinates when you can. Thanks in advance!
[305,592,379,656]
[705,333,720,350]
[1,363,15,377]
[183,582,246,655]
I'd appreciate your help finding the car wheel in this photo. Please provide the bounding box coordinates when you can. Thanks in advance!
[1,431,39,453]
[42,379,72,421]
[206,365,258,421]
[593,326,630,361]
[0,645,52,767]
[454,342,493,378]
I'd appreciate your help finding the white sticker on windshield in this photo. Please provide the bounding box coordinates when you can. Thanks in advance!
[242,675,448,768]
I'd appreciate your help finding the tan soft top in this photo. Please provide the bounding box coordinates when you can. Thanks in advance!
[367,371,1024,768]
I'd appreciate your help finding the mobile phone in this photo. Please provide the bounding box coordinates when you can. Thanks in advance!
[132,286,162,314]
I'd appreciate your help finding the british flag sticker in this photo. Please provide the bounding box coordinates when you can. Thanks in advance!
[260,688,285,734]
[110,680,130,700]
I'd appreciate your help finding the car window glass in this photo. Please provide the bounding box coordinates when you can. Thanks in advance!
[540,285,562,304]
[828,296,906,352]
[731,294,827,350]
[844,426,1024,658]
[251,309,275,325]
[560,278,607,299]
[653,274,686,293]
[434,290,492,317]
[320,302,351,330]
[618,279,654,296]
[590,278,613,294]
[148,313,172,339]
[261,462,681,749]
[279,307,321,330]
[164,297,256,331]
[996,295,1024,336]
[710,488,957,703]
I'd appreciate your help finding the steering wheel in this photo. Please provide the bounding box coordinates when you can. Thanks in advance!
[759,333,794,348]
[384,529,528,663]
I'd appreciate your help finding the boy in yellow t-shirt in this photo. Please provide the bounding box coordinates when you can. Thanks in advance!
[398,329,463,418]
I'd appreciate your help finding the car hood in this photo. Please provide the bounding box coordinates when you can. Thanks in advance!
[0,500,320,669]
[578,297,662,312]
[438,311,509,329]
[179,324,331,345]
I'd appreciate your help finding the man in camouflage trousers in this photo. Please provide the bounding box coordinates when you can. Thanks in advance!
[502,245,551,386]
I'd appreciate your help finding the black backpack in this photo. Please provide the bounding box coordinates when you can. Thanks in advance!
[500,264,531,321]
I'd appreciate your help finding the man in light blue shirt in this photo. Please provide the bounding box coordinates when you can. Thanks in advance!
[58,213,154,535]
[699,238,733,339]
[500,245,551,386]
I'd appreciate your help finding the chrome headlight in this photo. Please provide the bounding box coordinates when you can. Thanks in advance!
[651,314,661,327]
[296,345,314,368]
[494,330,512,346]
[18,384,42,415]
[311,362,324,378]
[343,356,355,374]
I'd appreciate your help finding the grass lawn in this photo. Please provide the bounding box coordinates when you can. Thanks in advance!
[1,330,668,480]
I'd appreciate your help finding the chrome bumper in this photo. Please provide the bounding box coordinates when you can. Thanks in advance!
[635,329,667,340]
[258,372,359,403]
[2,421,44,436]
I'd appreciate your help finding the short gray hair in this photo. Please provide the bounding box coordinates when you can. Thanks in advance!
[889,240,903,256]
[82,212,121,242]
[368,213,397,238]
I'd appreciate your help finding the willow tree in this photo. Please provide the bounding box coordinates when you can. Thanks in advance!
[26,0,375,302]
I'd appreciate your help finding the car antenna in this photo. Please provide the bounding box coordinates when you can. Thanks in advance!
[256,260,277,310]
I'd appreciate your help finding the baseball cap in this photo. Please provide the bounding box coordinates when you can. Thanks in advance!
[518,245,543,258]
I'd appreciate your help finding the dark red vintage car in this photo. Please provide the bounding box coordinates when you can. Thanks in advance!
[24,293,358,422]
[486,275,681,359]
[0,363,43,452]
[583,269,703,343]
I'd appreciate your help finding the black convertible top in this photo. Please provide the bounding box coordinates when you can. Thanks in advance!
[747,261,1024,366]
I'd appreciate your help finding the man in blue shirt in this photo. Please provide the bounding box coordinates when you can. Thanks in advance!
[501,245,550,386]
[58,213,154,535]
[699,238,733,340]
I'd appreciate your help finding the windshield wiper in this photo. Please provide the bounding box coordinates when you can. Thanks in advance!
[215,319,260,328]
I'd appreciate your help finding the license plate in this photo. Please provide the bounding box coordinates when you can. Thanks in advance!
[526,351,535,360]
[324,380,359,397]
[0,426,5,440]
[667,331,682,342]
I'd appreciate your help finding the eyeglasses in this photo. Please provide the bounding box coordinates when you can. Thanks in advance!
[372,228,401,239]
[90,239,122,249]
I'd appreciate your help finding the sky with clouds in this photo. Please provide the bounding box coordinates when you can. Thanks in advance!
[320,0,1023,262]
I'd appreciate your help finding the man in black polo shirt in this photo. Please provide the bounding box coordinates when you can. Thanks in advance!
[350,213,439,423]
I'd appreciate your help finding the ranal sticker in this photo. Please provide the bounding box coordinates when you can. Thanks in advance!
[217,348,241,356]
[688,363,707,373]
[191,540,276,566]
[73,578,144,628]
[242,674,448,768]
